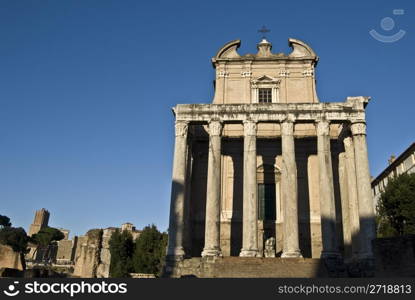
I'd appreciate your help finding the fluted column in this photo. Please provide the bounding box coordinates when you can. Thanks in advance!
[167,121,189,260]
[338,152,352,258]
[239,120,259,257]
[350,122,375,259]
[281,121,302,258]
[202,120,223,257]
[316,120,339,258]
[343,135,361,258]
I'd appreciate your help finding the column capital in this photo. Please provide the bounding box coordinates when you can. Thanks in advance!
[243,120,257,136]
[174,121,189,137]
[281,121,294,136]
[316,120,330,136]
[350,122,366,136]
[208,120,223,136]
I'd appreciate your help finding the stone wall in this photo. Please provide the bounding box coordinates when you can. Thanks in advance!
[96,228,116,278]
[56,238,76,264]
[73,229,103,278]
[0,244,24,271]
[373,235,415,277]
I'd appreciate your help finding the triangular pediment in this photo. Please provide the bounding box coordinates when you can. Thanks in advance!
[251,75,281,85]
[256,75,275,82]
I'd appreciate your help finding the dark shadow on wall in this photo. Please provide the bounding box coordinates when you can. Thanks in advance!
[296,138,313,258]
[183,139,194,256]
[225,138,243,257]
[257,139,280,255]
[189,127,209,257]
[331,140,344,256]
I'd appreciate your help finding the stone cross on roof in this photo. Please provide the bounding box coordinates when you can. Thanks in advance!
[258,25,271,39]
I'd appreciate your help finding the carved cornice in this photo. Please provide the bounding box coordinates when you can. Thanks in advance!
[173,102,367,123]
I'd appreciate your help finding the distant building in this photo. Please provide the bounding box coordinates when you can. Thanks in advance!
[372,142,415,209]
[73,222,142,278]
[28,208,49,236]
[25,208,143,278]
[55,229,77,265]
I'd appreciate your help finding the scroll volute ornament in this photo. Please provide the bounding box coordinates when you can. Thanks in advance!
[175,121,189,137]
[351,122,366,136]
[316,120,330,136]
[243,120,257,136]
[209,120,223,136]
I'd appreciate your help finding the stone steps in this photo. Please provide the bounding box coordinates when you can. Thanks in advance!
[167,257,333,278]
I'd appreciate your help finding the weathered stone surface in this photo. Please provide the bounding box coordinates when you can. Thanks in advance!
[174,98,369,123]
[202,121,223,257]
[73,229,102,278]
[239,120,259,257]
[28,208,49,237]
[281,121,301,258]
[317,120,339,258]
[166,121,189,260]
[0,244,24,271]
[164,257,330,278]
[96,228,117,278]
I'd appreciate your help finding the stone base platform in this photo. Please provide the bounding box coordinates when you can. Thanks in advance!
[163,257,349,278]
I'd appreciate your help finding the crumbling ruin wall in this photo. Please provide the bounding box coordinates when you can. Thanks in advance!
[0,244,24,271]
[96,228,117,278]
[73,229,103,278]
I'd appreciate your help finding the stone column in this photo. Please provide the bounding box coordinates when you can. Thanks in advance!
[167,121,189,260]
[343,135,361,258]
[281,121,302,258]
[239,120,259,257]
[202,120,223,257]
[338,152,352,258]
[316,120,339,258]
[350,122,375,259]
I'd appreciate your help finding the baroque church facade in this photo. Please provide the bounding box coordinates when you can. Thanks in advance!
[165,37,375,277]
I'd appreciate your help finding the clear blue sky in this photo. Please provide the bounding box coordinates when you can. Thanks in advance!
[1,0,413,237]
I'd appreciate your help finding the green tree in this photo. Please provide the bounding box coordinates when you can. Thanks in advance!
[377,173,415,236]
[0,215,11,228]
[30,227,65,262]
[0,227,29,253]
[132,224,167,276]
[109,229,134,278]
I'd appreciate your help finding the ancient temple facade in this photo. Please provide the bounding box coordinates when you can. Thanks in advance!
[165,38,375,277]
